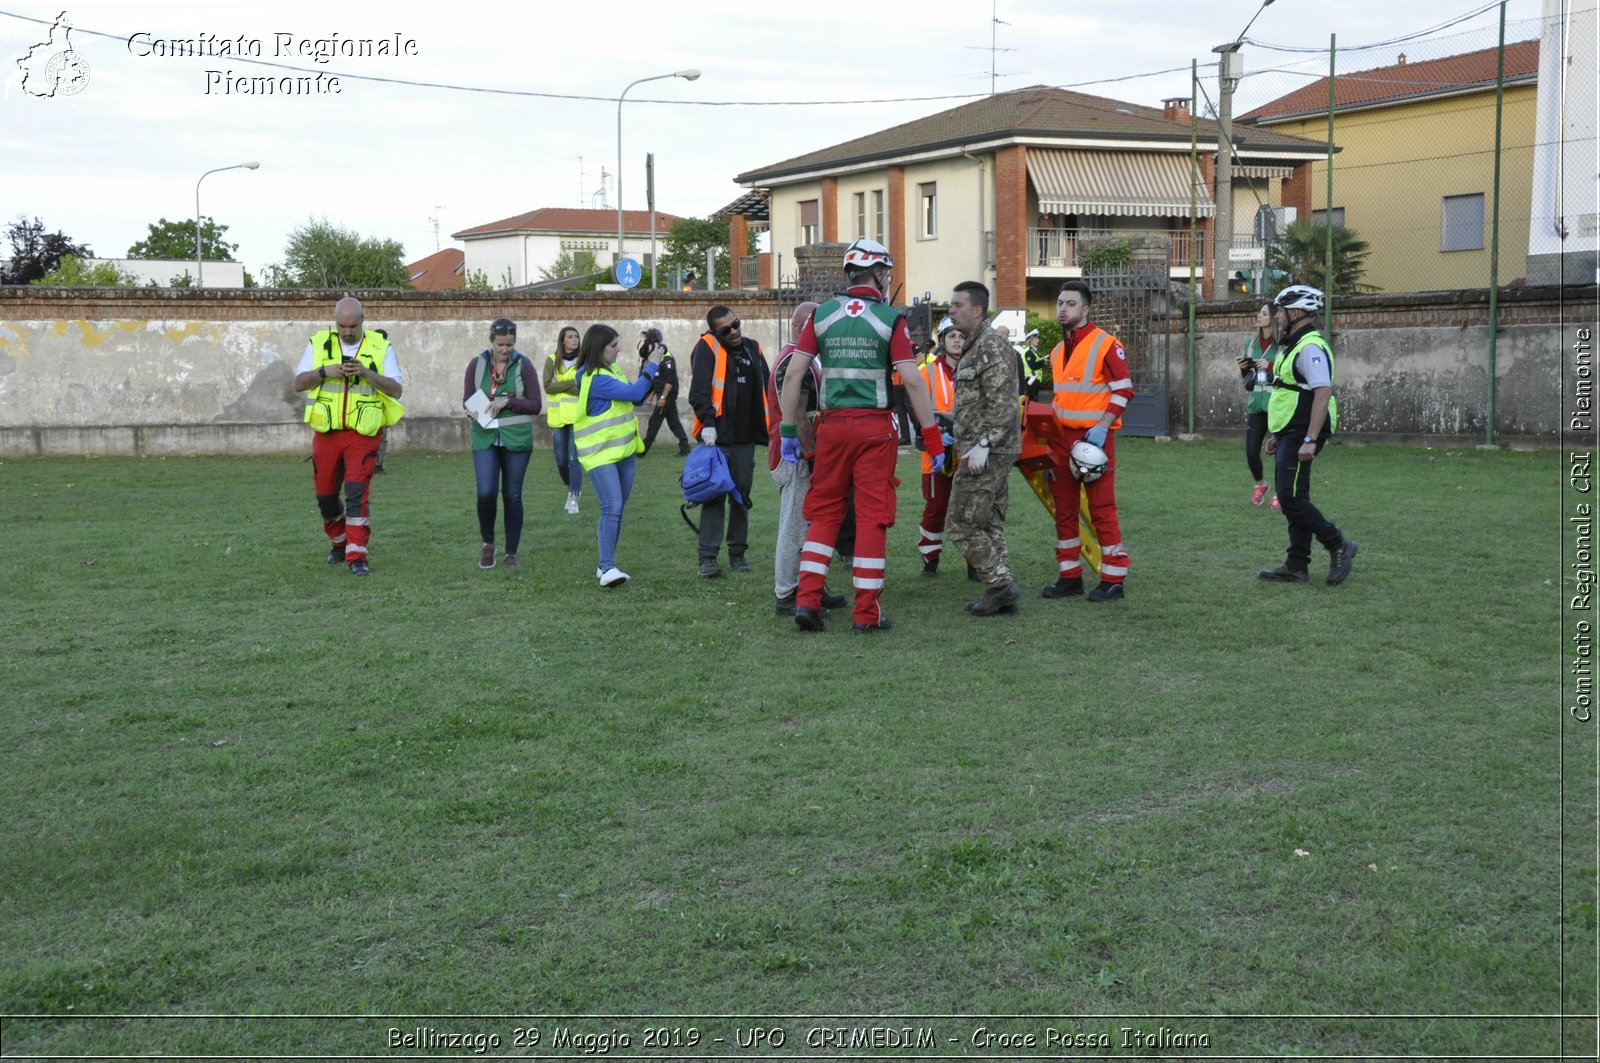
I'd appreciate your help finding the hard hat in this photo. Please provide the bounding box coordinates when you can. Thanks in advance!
[1069,439,1109,483]
[937,316,956,336]
[1025,328,1040,339]
[842,238,894,271]
[1272,284,1325,313]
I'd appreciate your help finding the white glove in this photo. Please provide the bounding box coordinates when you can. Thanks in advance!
[963,441,990,471]
[700,426,717,446]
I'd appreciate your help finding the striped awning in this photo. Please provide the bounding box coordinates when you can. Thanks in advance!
[1027,150,1214,218]
[1235,164,1296,180]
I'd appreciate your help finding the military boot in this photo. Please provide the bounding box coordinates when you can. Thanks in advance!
[966,580,1022,616]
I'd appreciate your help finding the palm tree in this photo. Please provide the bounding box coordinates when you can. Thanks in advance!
[1266,220,1375,294]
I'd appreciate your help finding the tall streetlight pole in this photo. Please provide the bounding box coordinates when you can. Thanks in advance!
[1212,0,1274,299]
[616,70,700,267]
[195,161,259,287]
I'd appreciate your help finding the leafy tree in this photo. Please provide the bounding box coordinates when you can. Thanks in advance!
[1266,220,1375,295]
[1024,311,1061,355]
[127,217,239,263]
[2,215,91,285]
[463,269,491,290]
[263,217,409,289]
[539,249,600,283]
[659,217,755,290]
[33,255,139,286]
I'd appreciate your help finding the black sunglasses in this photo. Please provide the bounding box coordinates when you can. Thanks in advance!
[715,318,741,337]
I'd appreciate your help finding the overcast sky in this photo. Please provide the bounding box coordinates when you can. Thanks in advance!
[0,0,1549,279]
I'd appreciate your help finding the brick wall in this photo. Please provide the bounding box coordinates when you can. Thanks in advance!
[888,166,906,273]
[821,178,839,243]
[993,145,1028,308]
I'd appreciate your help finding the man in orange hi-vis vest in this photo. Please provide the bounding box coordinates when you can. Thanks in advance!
[688,305,769,579]
[1044,280,1133,603]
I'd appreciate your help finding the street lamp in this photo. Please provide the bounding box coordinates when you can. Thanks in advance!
[195,161,259,287]
[616,70,700,268]
[1212,0,1274,299]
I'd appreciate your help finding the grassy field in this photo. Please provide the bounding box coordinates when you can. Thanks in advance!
[0,438,1593,1059]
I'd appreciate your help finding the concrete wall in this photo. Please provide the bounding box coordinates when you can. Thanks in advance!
[0,285,1591,455]
[0,288,794,456]
[1171,285,1596,446]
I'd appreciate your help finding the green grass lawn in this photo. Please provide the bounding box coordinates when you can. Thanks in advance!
[0,439,1592,1058]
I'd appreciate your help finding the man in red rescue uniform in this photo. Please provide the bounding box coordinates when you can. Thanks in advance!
[292,296,404,576]
[916,317,961,576]
[778,239,945,634]
[1044,280,1132,602]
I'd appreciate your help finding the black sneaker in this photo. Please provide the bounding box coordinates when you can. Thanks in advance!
[349,560,370,576]
[920,558,939,578]
[1327,539,1359,585]
[966,581,1022,616]
[1041,577,1084,599]
[852,615,893,634]
[1257,565,1308,583]
[1087,581,1124,602]
[729,554,752,573]
[698,559,723,579]
[326,545,346,565]
[821,587,848,609]
[774,591,797,616]
[678,440,692,456]
[794,606,825,632]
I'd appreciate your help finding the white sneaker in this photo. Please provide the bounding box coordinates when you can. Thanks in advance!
[565,495,579,514]
[598,566,629,588]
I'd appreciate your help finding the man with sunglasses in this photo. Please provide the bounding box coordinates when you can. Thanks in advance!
[688,306,770,578]
[777,238,945,634]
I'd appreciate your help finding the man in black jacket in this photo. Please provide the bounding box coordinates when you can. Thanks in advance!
[637,327,690,457]
[688,306,769,578]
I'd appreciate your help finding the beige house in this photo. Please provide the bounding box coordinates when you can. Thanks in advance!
[732,86,1325,314]
[1240,41,1540,293]
[452,207,685,288]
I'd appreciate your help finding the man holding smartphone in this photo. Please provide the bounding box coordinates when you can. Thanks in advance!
[292,296,404,576]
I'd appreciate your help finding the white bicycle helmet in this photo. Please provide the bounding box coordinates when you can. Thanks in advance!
[1273,284,1325,313]
[936,315,956,336]
[1069,439,1109,483]
[842,238,894,271]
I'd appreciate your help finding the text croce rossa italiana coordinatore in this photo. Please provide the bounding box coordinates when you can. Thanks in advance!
[127,31,419,94]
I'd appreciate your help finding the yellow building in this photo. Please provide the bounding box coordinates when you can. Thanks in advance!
[1241,41,1539,293]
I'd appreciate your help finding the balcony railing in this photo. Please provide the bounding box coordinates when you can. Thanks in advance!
[1027,228,1208,270]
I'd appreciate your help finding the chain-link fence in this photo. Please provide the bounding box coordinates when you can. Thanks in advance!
[1206,5,1594,295]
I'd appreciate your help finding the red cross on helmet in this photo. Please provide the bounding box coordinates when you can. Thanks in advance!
[842,238,894,271]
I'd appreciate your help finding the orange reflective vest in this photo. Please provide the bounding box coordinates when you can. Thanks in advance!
[1051,326,1124,431]
[919,357,955,475]
[690,332,727,436]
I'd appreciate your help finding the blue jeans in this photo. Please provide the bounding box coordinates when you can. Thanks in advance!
[549,425,583,499]
[473,446,532,554]
[587,455,636,571]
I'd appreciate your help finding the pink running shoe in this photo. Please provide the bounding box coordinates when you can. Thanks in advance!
[1251,484,1269,507]
[1269,495,1281,510]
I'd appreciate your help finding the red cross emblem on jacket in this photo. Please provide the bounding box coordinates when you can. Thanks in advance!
[844,299,865,316]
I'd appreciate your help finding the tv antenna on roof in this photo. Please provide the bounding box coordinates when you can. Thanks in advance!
[963,0,1018,94]
[593,166,611,210]
[428,205,445,251]
[571,156,586,208]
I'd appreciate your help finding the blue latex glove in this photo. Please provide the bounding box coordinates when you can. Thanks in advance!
[940,431,955,448]
[1084,424,1108,449]
[929,451,946,474]
[780,436,803,464]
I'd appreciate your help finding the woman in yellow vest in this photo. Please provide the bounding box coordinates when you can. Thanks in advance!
[573,324,661,587]
[541,326,584,514]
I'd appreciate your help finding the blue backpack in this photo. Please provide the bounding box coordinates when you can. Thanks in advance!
[679,443,747,532]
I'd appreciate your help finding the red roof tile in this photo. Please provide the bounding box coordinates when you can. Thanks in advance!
[1241,40,1539,123]
[451,207,685,239]
[405,247,464,291]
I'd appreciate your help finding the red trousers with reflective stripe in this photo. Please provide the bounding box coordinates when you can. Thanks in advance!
[799,409,899,625]
[917,470,953,563]
[312,429,381,561]
[1048,427,1127,583]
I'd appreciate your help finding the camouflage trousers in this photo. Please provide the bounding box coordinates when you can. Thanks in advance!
[945,453,1017,588]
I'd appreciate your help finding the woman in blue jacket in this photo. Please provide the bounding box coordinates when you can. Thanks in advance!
[573,324,660,587]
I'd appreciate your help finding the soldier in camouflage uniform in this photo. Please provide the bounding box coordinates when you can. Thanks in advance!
[944,281,1023,616]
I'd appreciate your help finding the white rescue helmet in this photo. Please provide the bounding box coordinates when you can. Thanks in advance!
[937,315,956,337]
[1273,284,1325,314]
[842,238,894,272]
[1069,439,1109,482]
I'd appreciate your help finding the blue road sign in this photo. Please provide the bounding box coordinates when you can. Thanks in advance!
[614,257,642,289]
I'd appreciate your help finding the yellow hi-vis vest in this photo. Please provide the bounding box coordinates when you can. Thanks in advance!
[546,356,580,428]
[1267,331,1339,435]
[303,329,404,436]
[574,366,643,471]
